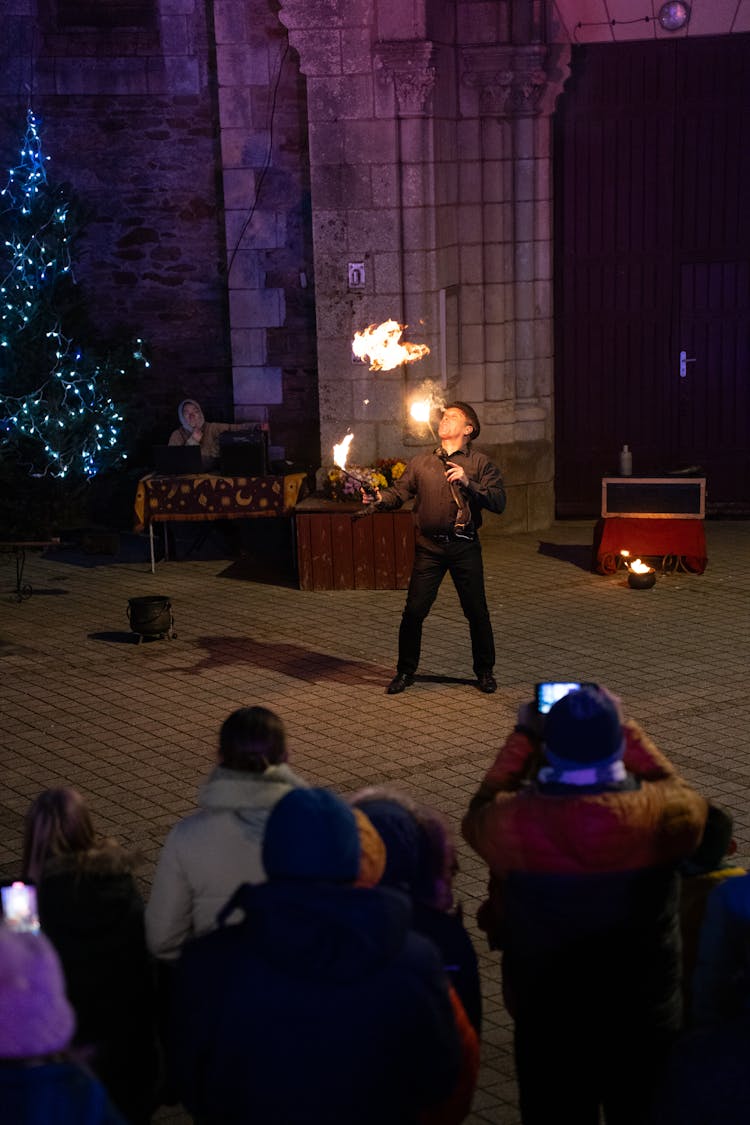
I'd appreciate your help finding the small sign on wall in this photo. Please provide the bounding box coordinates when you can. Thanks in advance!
[348,262,366,289]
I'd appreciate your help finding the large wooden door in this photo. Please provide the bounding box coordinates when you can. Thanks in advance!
[554,35,750,516]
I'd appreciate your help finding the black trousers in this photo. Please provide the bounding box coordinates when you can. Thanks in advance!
[396,535,495,676]
[513,1006,676,1125]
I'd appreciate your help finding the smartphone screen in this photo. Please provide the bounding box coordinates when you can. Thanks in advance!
[1,882,40,933]
[536,682,586,715]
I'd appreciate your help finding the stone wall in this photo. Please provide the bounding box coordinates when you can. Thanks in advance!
[1,0,320,468]
[214,0,319,466]
[457,27,562,531]
[278,0,563,528]
[3,0,567,515]
[279,0,451,471]
[0,0,233,457]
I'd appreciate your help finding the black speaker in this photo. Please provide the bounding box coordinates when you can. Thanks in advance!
[219,429,269,476]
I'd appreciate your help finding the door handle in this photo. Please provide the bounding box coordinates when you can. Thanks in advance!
[679,350,696,378]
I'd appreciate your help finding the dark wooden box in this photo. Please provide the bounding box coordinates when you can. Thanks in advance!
[295,499,415,591]
[601,477,705,519]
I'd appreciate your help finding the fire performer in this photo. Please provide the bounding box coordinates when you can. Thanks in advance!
[362,403,505,695]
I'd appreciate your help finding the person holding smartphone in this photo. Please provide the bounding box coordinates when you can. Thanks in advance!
[21,788,159,1125]
[0,927,127,1124]
[462,683,708,1125]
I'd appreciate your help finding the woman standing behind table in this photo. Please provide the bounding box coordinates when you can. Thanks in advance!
[22,788,159,1125]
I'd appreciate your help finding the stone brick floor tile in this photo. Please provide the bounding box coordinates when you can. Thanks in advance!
[3,519,750,1123]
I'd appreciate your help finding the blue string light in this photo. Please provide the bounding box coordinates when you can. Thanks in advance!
[0,110,148,478]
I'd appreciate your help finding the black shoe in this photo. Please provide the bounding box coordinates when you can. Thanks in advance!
[477,672,497,694]
[386,673,415,695]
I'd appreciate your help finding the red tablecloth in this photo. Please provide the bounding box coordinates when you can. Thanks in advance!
[593,517,707,575]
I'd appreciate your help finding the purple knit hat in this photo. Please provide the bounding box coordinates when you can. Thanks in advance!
[0,926,75,1059]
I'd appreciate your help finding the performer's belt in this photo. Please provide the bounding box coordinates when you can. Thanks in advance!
[426,530,476,545]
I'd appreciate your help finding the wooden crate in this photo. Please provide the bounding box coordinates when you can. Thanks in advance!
[295,500,415,591]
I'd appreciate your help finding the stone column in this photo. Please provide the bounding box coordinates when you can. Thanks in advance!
[459,42,568,529]
[279,0,444,467]
[373,39,444,439]
[212,0,292,436]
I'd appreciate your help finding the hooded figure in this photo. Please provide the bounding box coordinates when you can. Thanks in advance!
[168,399,245,469]
[172,787,460,1125]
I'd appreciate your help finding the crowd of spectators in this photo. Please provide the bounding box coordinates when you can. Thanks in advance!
[2,686,748,1124]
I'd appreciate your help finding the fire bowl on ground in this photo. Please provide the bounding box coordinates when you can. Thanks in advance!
[627,569,656,590]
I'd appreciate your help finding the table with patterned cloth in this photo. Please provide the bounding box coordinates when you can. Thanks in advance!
[134,472,308,571]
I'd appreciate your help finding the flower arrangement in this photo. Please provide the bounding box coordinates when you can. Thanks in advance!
[324,457,407,502]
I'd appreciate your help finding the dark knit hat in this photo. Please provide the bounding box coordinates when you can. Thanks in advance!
[263,788,360,883]
[544,686,623,767]
[444,401,480,440]
[0,928,75,1059]
[354,798,423,894]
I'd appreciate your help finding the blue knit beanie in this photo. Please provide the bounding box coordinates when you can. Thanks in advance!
[544,686,623,767]
[263,788,360,882]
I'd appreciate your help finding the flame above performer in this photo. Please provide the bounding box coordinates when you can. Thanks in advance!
[352,319,430,372]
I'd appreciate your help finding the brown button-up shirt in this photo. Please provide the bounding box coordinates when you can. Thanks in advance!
[376,444,506,537]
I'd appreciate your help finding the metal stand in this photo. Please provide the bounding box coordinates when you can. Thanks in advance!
[598,551,702,576]
[1,540,60,601]
[148,523,170,574]
[13,546,32,602]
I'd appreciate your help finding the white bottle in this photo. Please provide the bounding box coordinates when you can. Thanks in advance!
[619,444,632,477]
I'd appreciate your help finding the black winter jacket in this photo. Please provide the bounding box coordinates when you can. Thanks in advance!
[173,880,461,1124]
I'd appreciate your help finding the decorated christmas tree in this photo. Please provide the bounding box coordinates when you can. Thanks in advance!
[0,109,148,483]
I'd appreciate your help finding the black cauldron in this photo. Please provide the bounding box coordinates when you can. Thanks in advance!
[127,596,175,642]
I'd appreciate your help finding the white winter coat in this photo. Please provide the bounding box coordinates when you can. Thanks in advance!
[145,763,306,960]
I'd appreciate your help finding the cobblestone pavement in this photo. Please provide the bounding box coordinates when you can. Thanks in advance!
[2,518,749,1124]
